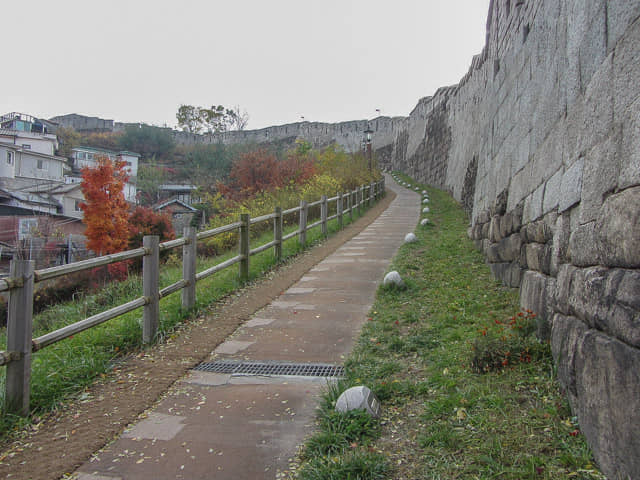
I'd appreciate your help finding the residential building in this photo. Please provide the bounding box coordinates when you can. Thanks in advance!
[0,113,68,191]
[157,184,200,205]
[70,146,139,178]
[153,197,201,233]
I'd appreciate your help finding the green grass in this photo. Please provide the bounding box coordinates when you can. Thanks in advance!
[294,172,604,479]
[0,200,375,439]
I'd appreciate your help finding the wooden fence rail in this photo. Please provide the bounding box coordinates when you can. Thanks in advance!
[0,180,384,415]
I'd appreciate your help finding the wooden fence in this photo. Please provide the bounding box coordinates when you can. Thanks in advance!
[0,179,385,415]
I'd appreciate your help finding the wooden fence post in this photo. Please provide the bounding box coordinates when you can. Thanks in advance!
[143,235,159,344]
[182,226,197,310]
[349,190,354,221]
[274,206,283,261]
[321,195,328,237]
[5,259,34,415]
[239,213,250,282]
[299,200,308,246]
[337,192,343,229]
[369,182,374,207]
[359,186,364,214]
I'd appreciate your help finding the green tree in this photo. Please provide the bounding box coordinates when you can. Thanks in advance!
[136,163,167,205]
[118,124,175,159]
[55,126,81,158]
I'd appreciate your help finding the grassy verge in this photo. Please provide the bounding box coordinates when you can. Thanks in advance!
[0,202,372,439]
[295,174,604,479]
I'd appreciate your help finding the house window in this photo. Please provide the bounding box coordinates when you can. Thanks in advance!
[74,200,82,211]
[18,218,38,240]
[22,144,31,150]
[76,152,86,160]
[6,151,14,165]
[37,159,44,169]
[87,153,94,160]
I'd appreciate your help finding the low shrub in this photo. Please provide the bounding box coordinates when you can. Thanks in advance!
[469,309,547,373]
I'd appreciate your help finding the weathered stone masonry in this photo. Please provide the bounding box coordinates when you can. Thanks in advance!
[385,1,640,479]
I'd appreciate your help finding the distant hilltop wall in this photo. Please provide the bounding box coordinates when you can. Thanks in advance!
[383,1,640,478]
[50,113,405,159]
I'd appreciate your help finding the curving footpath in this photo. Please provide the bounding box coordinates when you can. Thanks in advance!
[74,175,420,480]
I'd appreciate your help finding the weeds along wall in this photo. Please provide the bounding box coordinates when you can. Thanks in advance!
[383,2,640,479]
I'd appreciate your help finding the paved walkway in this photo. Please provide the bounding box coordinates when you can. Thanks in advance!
[74,175,420,480]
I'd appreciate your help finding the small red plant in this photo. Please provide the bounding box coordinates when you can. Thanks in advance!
[469,309,540,373]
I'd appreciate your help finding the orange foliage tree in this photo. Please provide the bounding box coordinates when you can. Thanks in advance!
[80,156,130,255]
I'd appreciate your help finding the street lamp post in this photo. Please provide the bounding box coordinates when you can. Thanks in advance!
[364,124,374,173]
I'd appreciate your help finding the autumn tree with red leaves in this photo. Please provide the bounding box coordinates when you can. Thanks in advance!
[80,156,130,256]
[218,148,316,200]
[128,206,175,248]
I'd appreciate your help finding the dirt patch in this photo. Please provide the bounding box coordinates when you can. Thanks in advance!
[0,191,395,480]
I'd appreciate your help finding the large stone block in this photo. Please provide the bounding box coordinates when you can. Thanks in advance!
[531,122,565,189]
[488,215,502,243]
[511,202,524,233]
[613,14,640,124]
[574,331,640,480]
[607,0,640,52]
[489,262,523,289]
[618,96,640,190]
[567,266,640,348]
[520,270,555,340]
[559,157,584,213]
[550,213,571,276]
[525,243,552,274]
[555,264,579,315]
[551,313,588,408]
[486,233,522,263]
[583,53,614,143]
[507,162,532,212]
[596,186,640,268]
[568,221,600,267]
[579,132,621,224]
[523,183,544,224]
[543,167,563,214]
[617,270,640,311]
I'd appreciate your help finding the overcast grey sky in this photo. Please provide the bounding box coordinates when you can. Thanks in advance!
[3,1,490,130]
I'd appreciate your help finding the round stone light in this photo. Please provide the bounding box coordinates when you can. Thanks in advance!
[423,207,430,213]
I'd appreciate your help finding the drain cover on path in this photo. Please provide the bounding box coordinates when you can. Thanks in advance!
[194,360,344,378]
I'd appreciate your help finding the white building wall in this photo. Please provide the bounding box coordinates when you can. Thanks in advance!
[16,152,64,182]
[0,145,17,179]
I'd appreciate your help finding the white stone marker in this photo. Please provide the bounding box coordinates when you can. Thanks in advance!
[423,198,429,203]
[383,270,405,288]
[335,386,381,418]
[420,218,430,226]
[404,232,417,243]
[423,207,430,213]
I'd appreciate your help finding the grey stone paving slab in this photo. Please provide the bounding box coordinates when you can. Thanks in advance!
[122,413,186,441]
[245,318,275,328]
[214,340,254,354]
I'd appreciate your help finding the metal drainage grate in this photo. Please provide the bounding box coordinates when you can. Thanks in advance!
[194,360,344,378]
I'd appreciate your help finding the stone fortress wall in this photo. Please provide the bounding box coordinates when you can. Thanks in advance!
[383,2,640,478]
[50,2,640,475]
